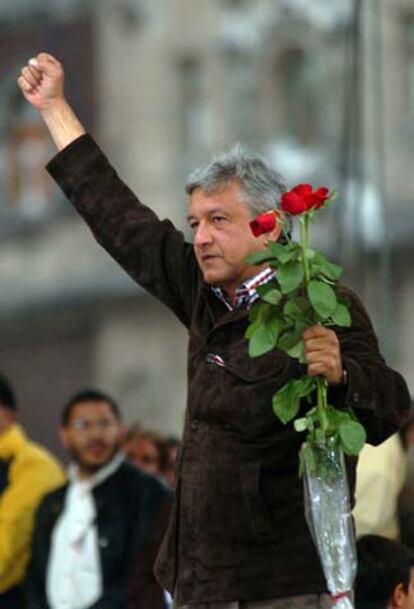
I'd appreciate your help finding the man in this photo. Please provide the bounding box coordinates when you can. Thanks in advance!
[18,54,410,609]
[26,388,171,609]
[123,423,169,478]
[0,373,64,609]
[355,535,414,609]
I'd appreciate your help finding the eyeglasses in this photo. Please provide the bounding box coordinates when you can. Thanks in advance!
[69,419,117,432]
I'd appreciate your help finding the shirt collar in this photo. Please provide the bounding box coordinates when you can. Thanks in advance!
[68,451,124,489]
[211,267,276,310]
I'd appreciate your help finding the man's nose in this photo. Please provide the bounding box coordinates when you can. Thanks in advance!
[194,221,213,246]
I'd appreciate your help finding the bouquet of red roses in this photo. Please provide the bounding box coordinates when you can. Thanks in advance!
[247,183,365,609]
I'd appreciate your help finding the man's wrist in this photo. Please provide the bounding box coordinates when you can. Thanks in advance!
[41,98,86,151]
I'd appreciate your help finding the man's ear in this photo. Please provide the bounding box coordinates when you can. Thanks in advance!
[392,582,407,608]
[118,423,128,444]
[268,210,283,242]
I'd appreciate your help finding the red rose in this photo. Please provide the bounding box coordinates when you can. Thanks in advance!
[280,184,329,215]
[250,211,277,237]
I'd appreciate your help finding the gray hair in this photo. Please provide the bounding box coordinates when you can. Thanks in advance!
[185,144,286,218]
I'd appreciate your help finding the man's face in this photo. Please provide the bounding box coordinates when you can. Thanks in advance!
[123,437,161,475]
[188,181,280,299]
[60,400,122,476]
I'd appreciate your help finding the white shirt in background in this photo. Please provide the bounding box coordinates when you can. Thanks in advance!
[46,453,124,609]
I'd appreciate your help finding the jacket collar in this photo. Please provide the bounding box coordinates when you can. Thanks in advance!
[67,451,125,490]
[0,424,27,460]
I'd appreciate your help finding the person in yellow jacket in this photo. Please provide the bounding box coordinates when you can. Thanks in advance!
[0,374,65,609]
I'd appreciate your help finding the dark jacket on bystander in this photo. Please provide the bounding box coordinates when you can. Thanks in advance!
[26,460,171,609]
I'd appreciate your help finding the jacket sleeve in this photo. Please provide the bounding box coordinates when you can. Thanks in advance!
[46,134,198,328]
[0,454,64,593]
[25,496,54,609]
[332,287,410,445]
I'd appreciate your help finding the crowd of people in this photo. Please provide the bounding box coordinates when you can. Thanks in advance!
[1,367,413,609]
[0,374,178,609]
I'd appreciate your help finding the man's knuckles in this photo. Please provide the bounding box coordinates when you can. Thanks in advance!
[306,354,338,369]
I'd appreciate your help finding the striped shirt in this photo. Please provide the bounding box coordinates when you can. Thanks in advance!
[211,266,275,311]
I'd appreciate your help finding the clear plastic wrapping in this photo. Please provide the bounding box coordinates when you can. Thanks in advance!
[303,440,356,609]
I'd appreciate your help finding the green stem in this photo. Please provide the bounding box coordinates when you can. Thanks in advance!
[301,215,328,437]
[300,215,311,286]
[316,376,329,434]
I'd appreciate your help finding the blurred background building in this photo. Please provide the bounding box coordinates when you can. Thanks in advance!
[0,0,413,457]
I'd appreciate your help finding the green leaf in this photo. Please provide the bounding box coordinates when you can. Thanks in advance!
[277,261,304,294]
[294,417,308,432]
[245,303,262,338]
[268,241,299,263]
[267,241,288,257]
[256,286,282,306]
[248,316,280,357]
[308,280,338,319]
[248,303,261,324]
[298,376,318,397]
[312,253,343,281]
[287,339,304,359]
[278,328,303,353]
[331,302,352,327]
[272,377,316,424]
[246,250,277,265]
[283,300,302,319]
[324,405,351,426]
[245,321,259,339]
[272,383,301,424]
[339,421,366,455]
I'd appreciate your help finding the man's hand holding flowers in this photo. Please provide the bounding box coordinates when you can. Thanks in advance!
[303,326,343,386]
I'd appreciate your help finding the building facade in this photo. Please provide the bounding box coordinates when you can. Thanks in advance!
[0,0,413,454]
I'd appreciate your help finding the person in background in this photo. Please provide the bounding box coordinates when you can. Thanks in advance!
[163,436,180,488]
[398,410,414,550]
[123,423,169,478]
[353,433,407,540]
[355,534,414,609]
[0,373,64,609]
[26,389,171,609]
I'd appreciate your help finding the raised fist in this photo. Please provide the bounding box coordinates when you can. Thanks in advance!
[17,53,65,112]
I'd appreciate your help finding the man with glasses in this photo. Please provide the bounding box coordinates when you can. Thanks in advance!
[26,389,171,609]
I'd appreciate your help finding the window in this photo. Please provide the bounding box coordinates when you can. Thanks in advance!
[2,96,54,222]
[179,58,212,155]
[277,47,318,145]
[224,54,259,146]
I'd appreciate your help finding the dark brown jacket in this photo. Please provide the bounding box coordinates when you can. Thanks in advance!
[47,135,410,606]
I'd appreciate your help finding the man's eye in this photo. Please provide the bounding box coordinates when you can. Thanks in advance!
[189,222,199,231]
[212,216,226,224]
